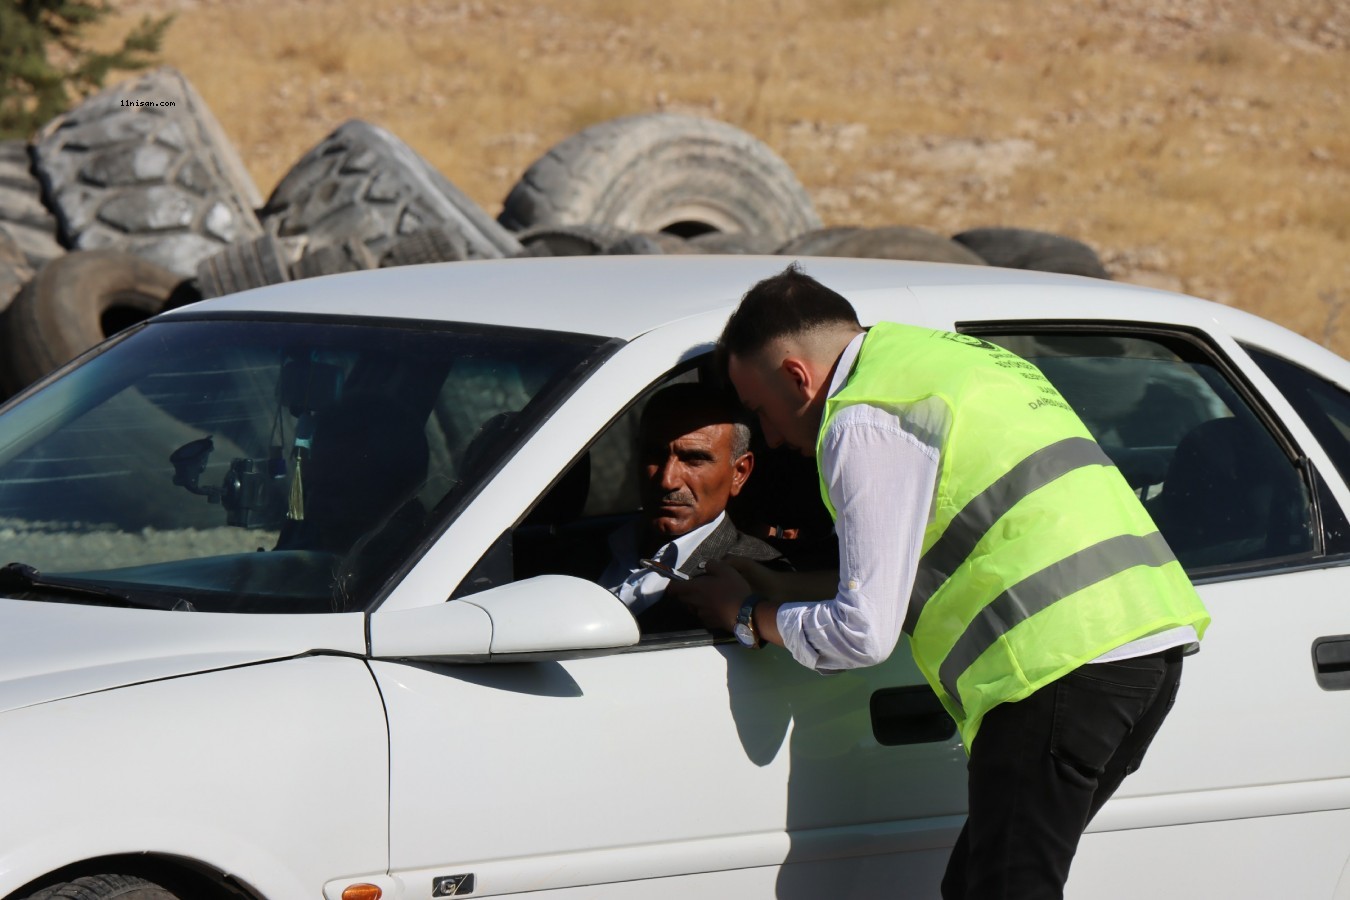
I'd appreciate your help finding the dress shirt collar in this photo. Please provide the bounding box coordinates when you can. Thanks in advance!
[605,511,729,615]
[827,332,868,400]
[655,510,726,570]
[609,510,727,573]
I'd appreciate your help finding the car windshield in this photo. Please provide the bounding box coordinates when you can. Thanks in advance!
[0,316,611,614]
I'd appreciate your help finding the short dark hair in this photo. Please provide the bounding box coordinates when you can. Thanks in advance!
[718,263,861,366]
[640,382,752,457]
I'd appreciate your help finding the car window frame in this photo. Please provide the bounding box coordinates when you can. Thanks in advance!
[453,355,746,652]
[958,318,1350,583]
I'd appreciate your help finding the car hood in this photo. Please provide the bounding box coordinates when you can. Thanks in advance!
[0,597,366,715]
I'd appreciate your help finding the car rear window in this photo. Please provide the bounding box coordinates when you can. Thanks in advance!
[1246,347,1350,496]
[976,330,1316,574]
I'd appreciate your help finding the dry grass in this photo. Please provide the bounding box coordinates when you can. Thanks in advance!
[88,0,1350,353]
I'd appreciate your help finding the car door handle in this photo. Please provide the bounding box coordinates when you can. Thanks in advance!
[870,686,956,746]
[1312,635,1350,690]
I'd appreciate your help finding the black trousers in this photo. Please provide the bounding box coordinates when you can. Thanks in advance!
[940,647,1184,900]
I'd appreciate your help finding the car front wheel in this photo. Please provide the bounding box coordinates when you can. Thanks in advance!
[20,874,181,900]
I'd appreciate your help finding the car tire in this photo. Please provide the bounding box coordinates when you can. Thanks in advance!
[684,231,780,255]
[31,67,264,279]
[195,233,290,298]
[605,231,691,255]
[498,113,822,244]
[291,238,378,280]
[260,120,522,264]
[1,249,181,393]
[515,223,635,257]
[774,225,863,257]
[380,223,476,267]
[0,226,34,317]
[952,227,1110,279]
[812,225,988,265]
[19,874,180,900]
[0,140,65,267]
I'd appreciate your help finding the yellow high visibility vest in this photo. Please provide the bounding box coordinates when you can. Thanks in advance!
[816,323,1210,748]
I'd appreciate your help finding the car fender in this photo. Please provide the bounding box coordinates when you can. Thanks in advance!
[0,600,369,715]
[0,655,388,899]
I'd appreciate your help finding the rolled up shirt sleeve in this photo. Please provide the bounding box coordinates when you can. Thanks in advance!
[777,404,939,673]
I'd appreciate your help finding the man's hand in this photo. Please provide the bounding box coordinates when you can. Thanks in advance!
[722,556,782,596]
[664,560,752,634]
[670,562,839,649]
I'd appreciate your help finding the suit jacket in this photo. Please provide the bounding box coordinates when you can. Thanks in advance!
[636,516,788,633]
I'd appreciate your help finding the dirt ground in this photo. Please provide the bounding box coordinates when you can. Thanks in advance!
[91,0,1349,353]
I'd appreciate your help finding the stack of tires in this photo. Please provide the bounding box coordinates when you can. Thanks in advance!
[0,67,1110,403]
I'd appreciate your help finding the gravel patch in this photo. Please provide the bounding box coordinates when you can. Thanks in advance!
[0,518,279,572]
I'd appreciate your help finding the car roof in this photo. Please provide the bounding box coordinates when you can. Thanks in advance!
[164,255,1185,336]
[167,255,1329,371]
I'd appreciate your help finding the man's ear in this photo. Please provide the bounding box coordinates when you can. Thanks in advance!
[779,356,815,400]
[728,450,754,497]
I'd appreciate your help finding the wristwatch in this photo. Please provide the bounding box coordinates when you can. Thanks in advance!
[734,595,764,649]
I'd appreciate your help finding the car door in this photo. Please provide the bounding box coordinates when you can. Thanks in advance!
[963,324,1350,898]
[371,327,968,899]
[373,629,965,898]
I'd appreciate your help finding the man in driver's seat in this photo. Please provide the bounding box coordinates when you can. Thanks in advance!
[599,383,786,632]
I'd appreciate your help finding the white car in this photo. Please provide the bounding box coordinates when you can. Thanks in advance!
[1,256,1348,900]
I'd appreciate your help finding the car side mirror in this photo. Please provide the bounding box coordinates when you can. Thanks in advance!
[368,575,640,663]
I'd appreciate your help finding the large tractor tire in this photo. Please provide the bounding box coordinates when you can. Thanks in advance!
[32,67,264,279]
[260,120,522,267]
[499,113,821,245]
[0,140,64,267]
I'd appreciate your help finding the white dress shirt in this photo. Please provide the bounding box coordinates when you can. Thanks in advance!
[776,332,1195,674]
[601,511,726,616]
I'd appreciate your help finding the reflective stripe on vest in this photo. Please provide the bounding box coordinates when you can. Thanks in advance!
[937,531,1176,714]
[904,436,1115,635]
